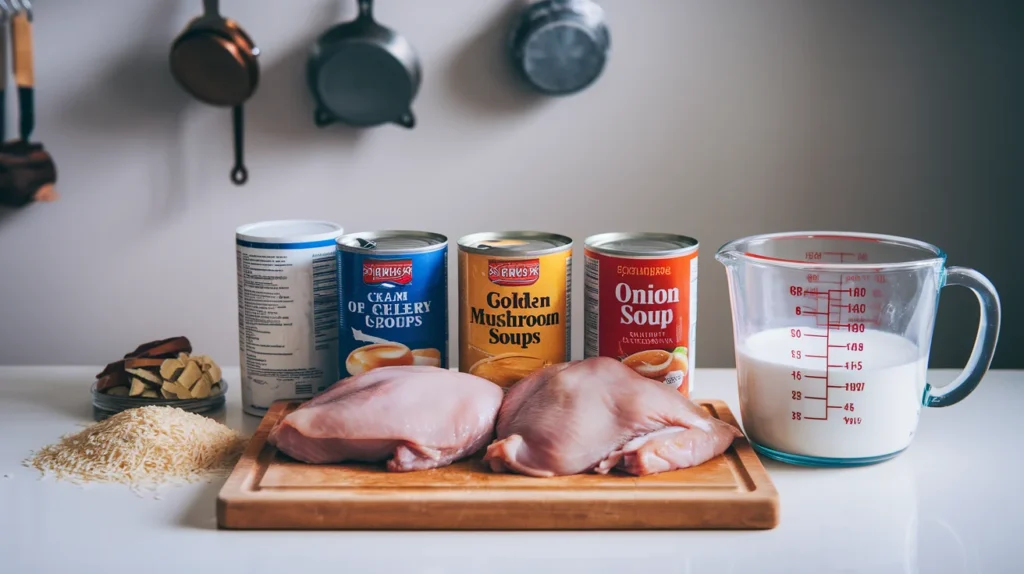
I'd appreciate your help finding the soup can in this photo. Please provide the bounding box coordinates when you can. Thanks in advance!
[583,232,699,397]
[458,231,573,389]
[236,220,345,416]
[336,230,449,377]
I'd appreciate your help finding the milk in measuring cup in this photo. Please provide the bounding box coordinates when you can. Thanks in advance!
[736,327,927,459]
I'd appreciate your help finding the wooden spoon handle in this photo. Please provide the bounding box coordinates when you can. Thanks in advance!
[11,12,31,88]
[10,12,31,141]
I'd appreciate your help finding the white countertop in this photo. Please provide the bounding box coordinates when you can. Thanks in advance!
[1,366,1020,574]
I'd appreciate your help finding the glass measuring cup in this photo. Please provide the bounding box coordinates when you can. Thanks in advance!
[716,232,1001,466]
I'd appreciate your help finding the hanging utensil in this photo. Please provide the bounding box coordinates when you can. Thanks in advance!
[508,0,610,96]
[307,0,421,129]
[10,0,33,142]
[0,1,9,143]
[169,0,259,185]
[0,0,57,207]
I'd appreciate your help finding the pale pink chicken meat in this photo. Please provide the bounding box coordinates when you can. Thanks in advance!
[268,366,504,472]
[483,357,742,477]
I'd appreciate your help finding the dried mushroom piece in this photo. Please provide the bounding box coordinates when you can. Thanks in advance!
[126,368,162,385]
[178,362,203,390]
[124,357,165,369]
[207,363,222,383]
[140,389,159,399]
[125,336,192,360]
[160,358,185,381]
[105,386,129,397]
[192,376,212,399]
[129,379,148,397]
[95,359,128,391]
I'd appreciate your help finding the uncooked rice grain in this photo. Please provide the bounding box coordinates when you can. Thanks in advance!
[24,406,248,492]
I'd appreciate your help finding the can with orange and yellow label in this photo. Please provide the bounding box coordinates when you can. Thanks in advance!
[458,231,572,388]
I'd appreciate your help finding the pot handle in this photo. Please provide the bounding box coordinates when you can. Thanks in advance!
[230,105,247,185]
[203,0,220,17]
[395,110,415,129]
[314,109,334,128]
[922,267,1001,407]
[357,0,373,21]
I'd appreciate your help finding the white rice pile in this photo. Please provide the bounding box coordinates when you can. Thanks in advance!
[24,406,248,492]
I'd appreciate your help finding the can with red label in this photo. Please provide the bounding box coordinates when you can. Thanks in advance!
[337,230,448,380]
[584,232,699,397]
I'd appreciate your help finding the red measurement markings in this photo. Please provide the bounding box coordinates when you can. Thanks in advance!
[822,251,857,262]
[793,280,872,423]
[826,284,835,418]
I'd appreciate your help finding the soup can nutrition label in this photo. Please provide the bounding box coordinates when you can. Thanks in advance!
[584,232,699,397]
[236,220,345,416]
[458,231,572,389]
[337,230,449,378]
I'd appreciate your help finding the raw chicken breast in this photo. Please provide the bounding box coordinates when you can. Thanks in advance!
[268,366,504,472]
[483,357,742,477]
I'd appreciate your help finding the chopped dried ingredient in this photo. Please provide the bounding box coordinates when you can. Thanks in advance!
[24,406,248,491]
[101,350,223,400]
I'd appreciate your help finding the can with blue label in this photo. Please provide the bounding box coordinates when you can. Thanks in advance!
[337,230,449,378]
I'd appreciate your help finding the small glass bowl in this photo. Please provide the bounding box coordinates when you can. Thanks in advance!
[91,380,228,416]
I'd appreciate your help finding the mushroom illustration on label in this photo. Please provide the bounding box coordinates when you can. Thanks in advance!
[622,347,689,391]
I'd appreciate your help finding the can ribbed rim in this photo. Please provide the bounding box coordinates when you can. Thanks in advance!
[457,231,573,257]
[584,232,698,258]
[337,230,449,255]
[235,220,344,243]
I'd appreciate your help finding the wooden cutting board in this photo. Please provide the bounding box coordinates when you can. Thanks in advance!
[217,399,779,530]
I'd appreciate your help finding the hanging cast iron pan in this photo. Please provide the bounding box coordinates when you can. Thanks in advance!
[508,0,610,96]
[308,0,421,129]
[169,0,260,185]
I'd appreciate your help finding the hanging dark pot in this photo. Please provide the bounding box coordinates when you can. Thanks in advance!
[508,0,610,96]
[307,0,421,129]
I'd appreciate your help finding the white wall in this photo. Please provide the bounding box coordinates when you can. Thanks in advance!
[0,0,1020,370]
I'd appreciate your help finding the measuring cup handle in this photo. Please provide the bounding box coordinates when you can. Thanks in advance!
[923,266,1001,408]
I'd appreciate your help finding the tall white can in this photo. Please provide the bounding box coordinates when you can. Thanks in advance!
[236,220,345,416]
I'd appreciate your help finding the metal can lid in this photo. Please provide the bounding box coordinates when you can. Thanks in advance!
[584,232,698,257]
[337,230,448,255]
[236,220,344,244]
[458,231,573,256]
